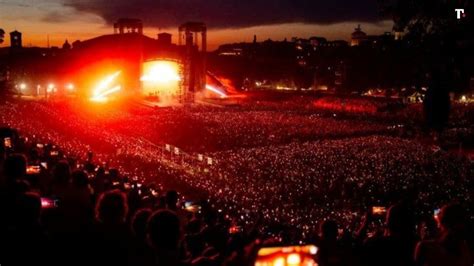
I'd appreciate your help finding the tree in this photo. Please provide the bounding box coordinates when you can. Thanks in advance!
[379,0,472,42]
[379,0,473,133]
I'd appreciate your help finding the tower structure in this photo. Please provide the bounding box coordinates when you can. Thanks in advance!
[178,22,207,104]
[10,30,22,48]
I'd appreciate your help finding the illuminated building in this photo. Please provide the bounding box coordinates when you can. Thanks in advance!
[393,25,404,41]
[394,31,404,41]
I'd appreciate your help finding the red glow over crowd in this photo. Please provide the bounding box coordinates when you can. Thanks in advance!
[0,97,473,266]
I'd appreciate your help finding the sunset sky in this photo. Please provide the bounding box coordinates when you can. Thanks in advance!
[0,0,393,50]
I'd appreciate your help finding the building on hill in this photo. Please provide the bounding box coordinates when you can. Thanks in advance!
[62,40,71,50]
[351,25,367,46]
[309,37,327,47]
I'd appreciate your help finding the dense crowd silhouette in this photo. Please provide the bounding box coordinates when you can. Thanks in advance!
[0,126,473,266]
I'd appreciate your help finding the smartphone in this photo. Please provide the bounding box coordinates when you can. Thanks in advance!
[41,198,59,209]
[40,162,48,169]
[372,206,387,216]
[433,208,441,218]
[184,201,200,213]
[255,245,318,266]
[50,150,59,156]
[4,137,12,148]
[26,165,41,174]
[229,225,242,234]
[184,201,193,208]
[338,228,344,235]
[36,143,44,149]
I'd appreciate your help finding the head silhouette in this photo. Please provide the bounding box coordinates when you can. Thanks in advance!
[53,160,71,185]
[15,192,41,226]
[147,209,181,250]
[165,190,179,209]
[131,208,152,240]
[95,190,128,224]
[109,168,119,179]
[438,203,466,233]
[320,220,338,241]
[3,153,27,182]
[386,203,413,237]
[71,170,89,188]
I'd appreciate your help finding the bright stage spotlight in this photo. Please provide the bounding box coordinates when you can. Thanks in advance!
[205,84,227,98]
[141,60,182,101]
[140,61,181,83]
[90,71,122,102]
[47,83,56,93]
[66,83,75,91]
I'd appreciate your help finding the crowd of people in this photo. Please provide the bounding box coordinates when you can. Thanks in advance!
[312,97,390,114]
[0,98,473,265]
[1,127,473,266]
[24,101,403,150]
[206,136,473,231]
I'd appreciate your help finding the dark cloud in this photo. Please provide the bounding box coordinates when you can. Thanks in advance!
[62,0,384,28]
[42,11,72,23]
